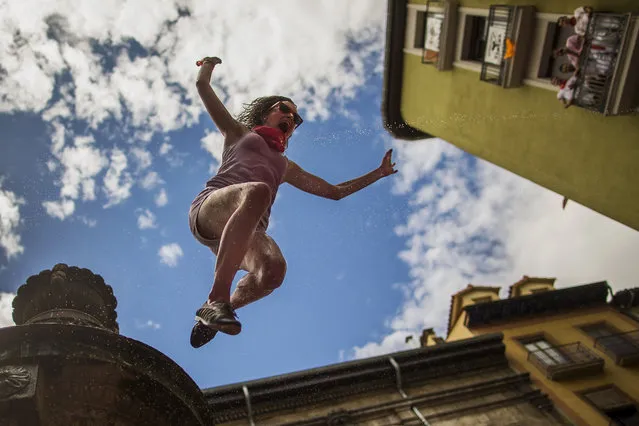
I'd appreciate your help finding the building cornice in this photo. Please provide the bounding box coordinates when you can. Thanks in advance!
[203,333,506,423]
[464,282,610,329]
[280,372,547,426]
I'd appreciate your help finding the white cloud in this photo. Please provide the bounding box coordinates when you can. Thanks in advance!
[103,148,134,207]
[158,243,183,267]
[338,349,346,362]
[0,292,15,328]
[1,1,387,227]
[155,188,168,207]
[137,209,157,230]
[41,127,107,219]
[77,215,97,227]
[58,137,108,201]
[351,331,421,360]
[42,198,75,220]
[2,1,387,126]
[0,183,25,259]
[157,142,186,167]
[201,131,225,173]
[135,319,161,330]
[159,142,172,156]
[131,147,153,171]
[346,138,639,360]
[140,171,164,190]
[49,121,68,156]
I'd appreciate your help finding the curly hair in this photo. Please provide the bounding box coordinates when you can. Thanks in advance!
[236,95,295,129]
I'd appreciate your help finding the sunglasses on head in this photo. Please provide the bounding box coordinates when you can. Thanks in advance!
[272,102,304,128]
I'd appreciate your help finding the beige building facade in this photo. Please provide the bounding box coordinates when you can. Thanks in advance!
[204,333,569,425]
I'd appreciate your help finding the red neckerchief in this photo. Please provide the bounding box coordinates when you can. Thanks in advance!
[560,81,567,90]
[253,126,286,153]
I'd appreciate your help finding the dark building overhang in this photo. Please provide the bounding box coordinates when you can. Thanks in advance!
[203,332,507,423]
[611,287,639,309]
[464,282,611,329]
[611,287,639,323]
[382,0,432,140]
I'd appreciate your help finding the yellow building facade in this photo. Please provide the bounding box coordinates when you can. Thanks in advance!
[446,277,639,426]
[382,0,639,231]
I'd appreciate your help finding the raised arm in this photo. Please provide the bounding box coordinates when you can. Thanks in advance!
[196,57,247,140]
[284,149,397,200]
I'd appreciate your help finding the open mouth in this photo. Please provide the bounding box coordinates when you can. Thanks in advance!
[278,122,290,133]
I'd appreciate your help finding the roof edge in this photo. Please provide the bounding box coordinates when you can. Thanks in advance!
[382,0,432,141]
[464,281,611,329]
[202,332,504,396]
[446,285,502,336]
[507,276,556,298]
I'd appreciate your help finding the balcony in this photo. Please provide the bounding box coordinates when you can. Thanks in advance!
[527,342,604,381]
[595,330,639,367]
[480,5,536,88]
[573,12,639,115]
[420,0,459,71]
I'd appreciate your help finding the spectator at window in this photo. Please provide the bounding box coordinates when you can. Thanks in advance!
[552,76,578,108]
[556,33,613,76]
[560,61,610,77]
[558,6,593,36]
[554,34,584,67]
[553,70,606,109]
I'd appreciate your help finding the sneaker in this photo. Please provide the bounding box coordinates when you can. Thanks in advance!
[190,320,218,348]
[195,301,242,335]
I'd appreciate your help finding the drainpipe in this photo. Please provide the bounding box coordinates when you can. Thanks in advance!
[388,357,431,426]
[243,386,256,426]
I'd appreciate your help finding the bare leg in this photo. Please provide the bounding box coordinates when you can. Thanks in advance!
[196,182,273,304]
[229,232,287,310]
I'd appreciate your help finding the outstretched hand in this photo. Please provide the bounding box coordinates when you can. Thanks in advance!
[196,56,222,67]
[379,149,398,177]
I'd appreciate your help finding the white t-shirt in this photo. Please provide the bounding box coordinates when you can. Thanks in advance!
[573,7,590,36]
[557,76,578,102]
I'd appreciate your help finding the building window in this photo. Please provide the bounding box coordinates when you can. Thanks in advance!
[581,322,639,366]
[461,15,487,62]
[530,288,549,294]
[521,337,568,366]
[472,296,493,304]
[537,21,577,80]
[582,386,639,425]
[517,334,604,380]
[414,11,426,48]
[581,322,621,339]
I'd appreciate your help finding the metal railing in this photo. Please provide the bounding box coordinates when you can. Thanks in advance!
[480,5,515,86]
[573,13,631,114]
[527,342,604,380]
[594,330,639,366]
[421,0,445,65]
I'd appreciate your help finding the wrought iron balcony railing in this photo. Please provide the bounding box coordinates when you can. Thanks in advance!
[527,342,604,381]
[480,5,515,86]
[595,330,639,367]
[573,12,633,114]
[479,5,536,88]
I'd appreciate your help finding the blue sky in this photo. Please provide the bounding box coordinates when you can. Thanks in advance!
[1,1,638,389]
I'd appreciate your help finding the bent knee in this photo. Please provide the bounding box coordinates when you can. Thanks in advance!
[260,256,287,290]
[243,183,272,208]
